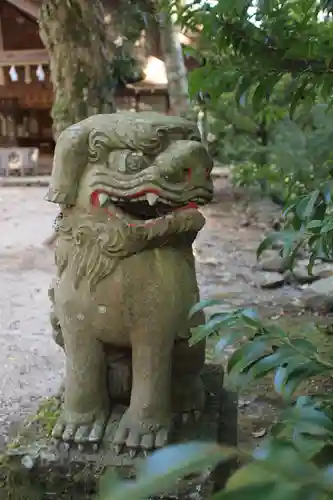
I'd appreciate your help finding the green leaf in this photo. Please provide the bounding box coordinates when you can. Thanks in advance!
[256,232,282,258]
[212,481,279,500]
[274,361,324,399]
[99,469,121,500]
[292,429,327,459]
[245,347,297,379]
[216,481,312,500]
[214,331,246,355]
[252,82,269,112]
[224,462,278,490]
[189,313,237,345]
[262,324,289,339]
[235,76,253,107]
[322,181,332,204]
[240,308,261,328]
[257,231,298,259]
[189,298,223,317]
[227,340,270,376]
[222,443,322,498]
[295,190,320,220]
[281,404,333,436]
[289,79,310,118]
[306,219,325,230]
[320,220,333,233]
[138,442,231,477]
[289,338,318,355]
[100,442,236,500]
[252,438,321,479]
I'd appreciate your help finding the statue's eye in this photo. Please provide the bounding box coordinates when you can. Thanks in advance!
[125,151,149,173]
[164,168,191,183]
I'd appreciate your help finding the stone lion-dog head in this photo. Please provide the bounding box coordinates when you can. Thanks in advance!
[45,112,214,289]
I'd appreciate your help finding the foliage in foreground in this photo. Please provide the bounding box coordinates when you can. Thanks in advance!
[99,439,333,499]
[98,298,333,500]
[229,105,333,203]
[179,0,333,201]
[259,181,333,270]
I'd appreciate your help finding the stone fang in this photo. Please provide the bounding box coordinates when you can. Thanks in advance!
[98,193,109,206]
[146,193,158,206]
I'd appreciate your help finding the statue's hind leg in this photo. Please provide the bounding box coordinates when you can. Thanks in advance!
[52,326,110,446]
[172,339,206,420]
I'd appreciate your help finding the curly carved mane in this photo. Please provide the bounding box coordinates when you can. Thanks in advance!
[54,212,128,291]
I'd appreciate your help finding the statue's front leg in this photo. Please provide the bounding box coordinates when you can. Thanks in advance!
[114,328,174,453]
[132,208,206,249]
[52,327,110,446]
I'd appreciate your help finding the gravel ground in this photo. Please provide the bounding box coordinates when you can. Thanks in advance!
[0,187,63,447]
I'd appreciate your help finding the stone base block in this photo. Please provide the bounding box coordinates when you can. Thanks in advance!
[0,365,237,500]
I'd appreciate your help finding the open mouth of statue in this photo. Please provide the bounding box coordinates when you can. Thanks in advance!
[90,190,198,220]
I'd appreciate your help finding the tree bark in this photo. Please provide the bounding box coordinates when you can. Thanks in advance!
[39,0,116,139]
[157,7,191,116]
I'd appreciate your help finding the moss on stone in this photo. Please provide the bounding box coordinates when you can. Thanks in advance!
[0,366,228,500]
[30,397,62,437]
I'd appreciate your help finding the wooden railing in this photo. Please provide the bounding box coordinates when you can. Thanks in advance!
[0,49,49,67]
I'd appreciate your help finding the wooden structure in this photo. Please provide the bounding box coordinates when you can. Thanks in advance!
[0,0,199,170]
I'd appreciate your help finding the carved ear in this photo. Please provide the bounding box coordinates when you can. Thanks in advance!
[45,121,91,205]
[44,114,132,205]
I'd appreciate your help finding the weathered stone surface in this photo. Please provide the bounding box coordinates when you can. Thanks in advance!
[271,240,285,250]
[286,261,333,285]
[302,276,333,311]
[0,365,237,500]
[258,272,285,289]
[46,112,214,454]
[257,250,287,273]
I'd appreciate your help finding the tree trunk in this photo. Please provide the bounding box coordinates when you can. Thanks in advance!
[39,0,116,139]
[157,8,191,116]
[40,0,117,245]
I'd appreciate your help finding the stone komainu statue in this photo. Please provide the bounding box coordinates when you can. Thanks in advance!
[46,112,214,453]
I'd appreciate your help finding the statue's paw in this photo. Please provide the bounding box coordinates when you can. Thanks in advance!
[172,375,206,424]
[52,409,109,449]
[114,408,171,456]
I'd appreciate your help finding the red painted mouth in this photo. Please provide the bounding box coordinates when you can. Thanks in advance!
[90,189,198,215]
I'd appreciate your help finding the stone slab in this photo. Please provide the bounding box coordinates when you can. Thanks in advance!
[0,175,51,187]
[0,365,237,500]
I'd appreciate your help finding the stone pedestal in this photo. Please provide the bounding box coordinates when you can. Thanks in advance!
[0,365,237,500]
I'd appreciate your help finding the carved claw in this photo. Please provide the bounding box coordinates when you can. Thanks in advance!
[52,410,108,448]
[113,409,170,455]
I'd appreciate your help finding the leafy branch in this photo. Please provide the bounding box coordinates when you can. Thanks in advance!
[99,438,333,500]
[190,302,333,398]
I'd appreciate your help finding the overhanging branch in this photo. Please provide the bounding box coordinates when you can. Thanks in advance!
[222,19,333,74]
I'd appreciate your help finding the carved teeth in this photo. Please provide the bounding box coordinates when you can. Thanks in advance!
[98,193,109,206]
[146,193,158,206]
